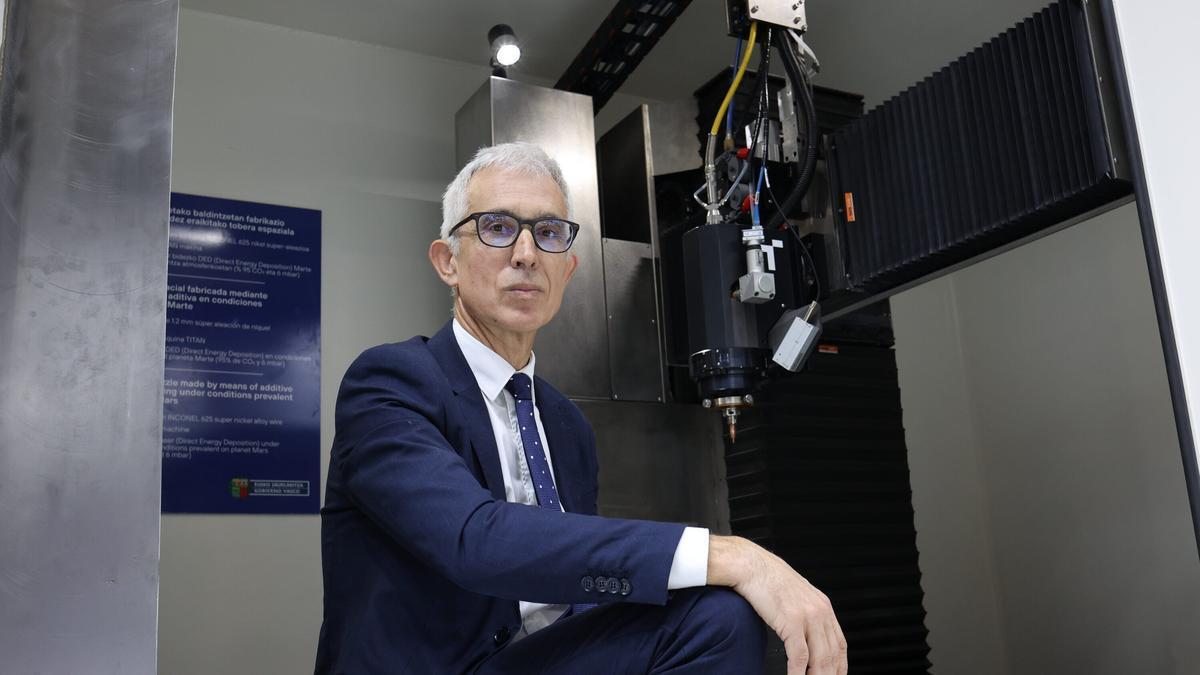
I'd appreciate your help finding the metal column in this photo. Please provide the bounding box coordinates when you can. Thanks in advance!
[0,0,179,671]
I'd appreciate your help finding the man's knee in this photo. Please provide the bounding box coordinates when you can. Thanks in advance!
[644,588,765,671]
[678,587,764,645]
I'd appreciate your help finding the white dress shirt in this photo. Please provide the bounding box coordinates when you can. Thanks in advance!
[451,320,709,639]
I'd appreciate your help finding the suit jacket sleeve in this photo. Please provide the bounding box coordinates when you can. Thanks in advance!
[583,426,600,517]
[331,344,685,606]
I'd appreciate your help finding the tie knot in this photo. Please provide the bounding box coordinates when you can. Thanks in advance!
[505,373,533,402]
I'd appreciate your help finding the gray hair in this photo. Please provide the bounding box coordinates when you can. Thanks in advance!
[440,142,573,253]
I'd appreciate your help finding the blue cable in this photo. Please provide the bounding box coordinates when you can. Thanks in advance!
[751,165,766,226]
[726,38,743,139]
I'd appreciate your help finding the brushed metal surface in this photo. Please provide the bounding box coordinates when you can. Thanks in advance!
[455,77,611,399]
[646,99,703,177]
[596,106,672,402]
[453,81,494,171]
[603,239,665,402]
[0,0,178,672]
[578,399,729,533]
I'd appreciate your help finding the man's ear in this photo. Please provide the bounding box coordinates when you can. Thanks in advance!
[429,239,458,288]
[563,252,579,285]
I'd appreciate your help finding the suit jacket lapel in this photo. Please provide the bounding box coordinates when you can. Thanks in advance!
[535,377,585,514]
[427,321,507,501]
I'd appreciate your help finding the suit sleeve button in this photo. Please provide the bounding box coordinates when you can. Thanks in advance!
[493,626,511,646]
[581,575,594,592]
[620,578,632,596]
[595,576,608,593]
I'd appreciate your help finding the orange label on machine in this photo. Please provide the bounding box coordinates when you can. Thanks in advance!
[844,192,857,222]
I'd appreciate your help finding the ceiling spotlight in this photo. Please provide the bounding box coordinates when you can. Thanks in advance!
[489,24,521,76]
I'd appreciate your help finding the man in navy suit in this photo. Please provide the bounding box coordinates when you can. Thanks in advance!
[316,143,846,674]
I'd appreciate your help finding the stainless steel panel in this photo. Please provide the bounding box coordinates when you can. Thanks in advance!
[596,106,672,403]
[603,239,665,402]
[577,400,729,533]
[454,81,494,171]
[645,99,702,177]
[455,77,611,400]
[0,0,177,671]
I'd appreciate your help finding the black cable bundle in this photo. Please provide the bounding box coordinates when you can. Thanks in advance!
[744,28,774,166]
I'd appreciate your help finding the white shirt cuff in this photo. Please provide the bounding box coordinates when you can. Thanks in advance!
[666,526,710,590]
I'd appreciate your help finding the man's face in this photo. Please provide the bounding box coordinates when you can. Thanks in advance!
[443,166,578,336]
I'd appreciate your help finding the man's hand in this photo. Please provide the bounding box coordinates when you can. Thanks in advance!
[708,535,847,675]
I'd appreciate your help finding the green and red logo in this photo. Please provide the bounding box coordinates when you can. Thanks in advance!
[230,478,250,499]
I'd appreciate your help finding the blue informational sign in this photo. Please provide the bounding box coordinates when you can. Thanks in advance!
[162,193,321,514]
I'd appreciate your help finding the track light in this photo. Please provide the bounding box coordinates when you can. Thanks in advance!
[489,24,521,77]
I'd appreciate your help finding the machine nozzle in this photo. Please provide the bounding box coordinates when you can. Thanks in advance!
[703,395,754,444]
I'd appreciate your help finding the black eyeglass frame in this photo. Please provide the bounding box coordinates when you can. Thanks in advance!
[449,211,582,253]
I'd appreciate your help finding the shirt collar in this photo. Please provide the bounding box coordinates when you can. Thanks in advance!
[452,318,536,402]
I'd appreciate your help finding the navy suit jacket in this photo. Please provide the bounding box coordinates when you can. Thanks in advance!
[315,321,686,674]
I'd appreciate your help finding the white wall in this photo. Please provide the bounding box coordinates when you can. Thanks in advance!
[162,9,660,673]
[893,205,1200,674]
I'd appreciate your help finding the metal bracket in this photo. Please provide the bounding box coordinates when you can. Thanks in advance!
[727,0,807,36]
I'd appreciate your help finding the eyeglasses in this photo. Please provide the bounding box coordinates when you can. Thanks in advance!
[449,212,581,253]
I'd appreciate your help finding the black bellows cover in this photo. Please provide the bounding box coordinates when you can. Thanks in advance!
[829,0,1130,291]
[727,338,931,673]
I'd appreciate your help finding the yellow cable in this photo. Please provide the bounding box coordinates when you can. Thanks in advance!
[710,21,758,137]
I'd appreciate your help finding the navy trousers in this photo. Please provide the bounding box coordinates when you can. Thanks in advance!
[476,587,766,674]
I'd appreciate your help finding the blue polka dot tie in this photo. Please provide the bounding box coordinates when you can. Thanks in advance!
[505,373,596,616]
[505,373,561,511]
